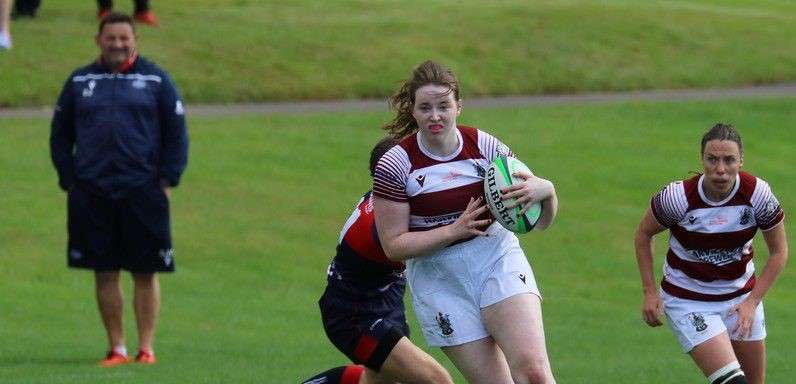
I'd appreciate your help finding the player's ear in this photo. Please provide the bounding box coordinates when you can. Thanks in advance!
[456,100,462,116]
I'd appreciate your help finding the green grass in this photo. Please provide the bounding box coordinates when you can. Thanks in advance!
[1,98,794,383]
[3,0,796,107]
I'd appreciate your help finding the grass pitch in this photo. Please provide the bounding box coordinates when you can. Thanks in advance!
[1,97,794,383]
[3,0,796,107]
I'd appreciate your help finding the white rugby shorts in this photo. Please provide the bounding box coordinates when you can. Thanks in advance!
[662,290,766,353]
[406,222,541,347]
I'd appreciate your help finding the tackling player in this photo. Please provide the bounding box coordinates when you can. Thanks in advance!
[301,138,452,384]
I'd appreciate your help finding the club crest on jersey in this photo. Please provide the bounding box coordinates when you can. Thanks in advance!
[739,207,752,225]
[474,162,486,178]
[436,312,454,337]
[688,313,708,332]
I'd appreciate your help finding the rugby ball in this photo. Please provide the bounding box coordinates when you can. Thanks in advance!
[483,155,543,233]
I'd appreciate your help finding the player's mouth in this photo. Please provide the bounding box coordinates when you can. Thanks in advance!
[712,178,730,188]
[428,124,444,133]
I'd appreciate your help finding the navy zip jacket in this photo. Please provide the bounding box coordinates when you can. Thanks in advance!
[50,55,188,199]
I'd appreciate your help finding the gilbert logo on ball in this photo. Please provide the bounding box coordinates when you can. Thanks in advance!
[483,155,543,233]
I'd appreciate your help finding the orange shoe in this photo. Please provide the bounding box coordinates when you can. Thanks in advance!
[135,350,156,364]
[99,350,130,367]
[97,8,113,21]
[134,10,160,26]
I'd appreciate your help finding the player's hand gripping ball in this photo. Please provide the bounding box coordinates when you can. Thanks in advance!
[483,155,543,233]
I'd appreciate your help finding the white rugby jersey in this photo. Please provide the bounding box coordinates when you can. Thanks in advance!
[651,171,784,301]
[373,126,510,233]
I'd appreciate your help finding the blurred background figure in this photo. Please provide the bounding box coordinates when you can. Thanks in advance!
[11,0,39,19]
[0,0,11,49]
[97,0,158,25]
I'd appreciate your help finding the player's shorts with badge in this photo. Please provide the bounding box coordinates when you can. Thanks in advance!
[67,181,175,273]
[319,278,408,371]
[407,222,540,347]
[662,290,766,352]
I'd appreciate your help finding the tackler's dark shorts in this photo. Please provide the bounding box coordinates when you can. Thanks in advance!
[66,182,175,273]
[319,279,408,372]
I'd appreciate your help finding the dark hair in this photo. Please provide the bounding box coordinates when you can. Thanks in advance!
[98,12,136,34]
[383,60,461,138]
[701,123,742,155]
[369,137,399,177]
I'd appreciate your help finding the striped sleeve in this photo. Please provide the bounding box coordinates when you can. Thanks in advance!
[372,146,410,203]
[650,181,687,228]
[477,130,513,162]
[751,178,784,230]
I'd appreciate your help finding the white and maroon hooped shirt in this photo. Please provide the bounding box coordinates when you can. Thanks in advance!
[651,171,784,301]
[373,126,509,234]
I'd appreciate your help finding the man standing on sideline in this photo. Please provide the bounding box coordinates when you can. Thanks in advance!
[50,12,188,367]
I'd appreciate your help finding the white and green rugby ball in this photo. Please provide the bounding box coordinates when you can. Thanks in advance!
[483,155,543,233]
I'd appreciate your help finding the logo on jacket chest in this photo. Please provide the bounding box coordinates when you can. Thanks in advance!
[82,80,96,98]
[132,79,147,89]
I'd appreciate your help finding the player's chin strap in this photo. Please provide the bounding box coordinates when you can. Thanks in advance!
[708,361,747,384]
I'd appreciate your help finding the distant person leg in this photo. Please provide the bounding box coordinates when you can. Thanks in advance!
[12,0,40,18]
[96,0,112,20]
[132,272,160,363]
[132,0,158,25]
[0,0,12,49]
[96,270,129,365]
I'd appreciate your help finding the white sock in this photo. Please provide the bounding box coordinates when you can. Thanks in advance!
[112,346,128,356]
[708,361,743,384]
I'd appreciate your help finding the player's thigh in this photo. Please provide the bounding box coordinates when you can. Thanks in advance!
[370,337,451,384]
[732,339,765,384]
[482,293,551,367]
[689,332,738,377]
[441,336,512,384]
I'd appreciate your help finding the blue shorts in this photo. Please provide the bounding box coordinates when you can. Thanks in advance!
[319,278,408,371]
[66,182,175,273]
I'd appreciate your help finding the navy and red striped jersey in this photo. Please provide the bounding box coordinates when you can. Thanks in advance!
[327,191,405,294]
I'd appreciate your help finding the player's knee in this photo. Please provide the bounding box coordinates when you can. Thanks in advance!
[415,356,453,384]
[512,358,554,384]
[708,361,747,384]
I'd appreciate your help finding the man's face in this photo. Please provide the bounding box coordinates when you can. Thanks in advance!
[96,22,137,70]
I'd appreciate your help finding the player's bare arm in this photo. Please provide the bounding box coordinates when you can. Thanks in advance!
[635,208,667,327]
[374,196,490,262]
[730,222,788,339]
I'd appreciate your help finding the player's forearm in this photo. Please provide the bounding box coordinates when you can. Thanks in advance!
[748,250,787,304]
[534,190,558,231]
[382,226,463,262]
[635,231,658,294]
